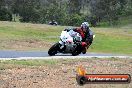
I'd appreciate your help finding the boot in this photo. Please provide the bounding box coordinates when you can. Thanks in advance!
[82,47,87,54]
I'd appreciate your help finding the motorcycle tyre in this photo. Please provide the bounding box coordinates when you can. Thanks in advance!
[48,43,60,56]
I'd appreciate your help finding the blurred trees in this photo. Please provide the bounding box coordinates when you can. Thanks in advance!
[0,0,131,26]
[89,0,132,26]
[0,0,12,21]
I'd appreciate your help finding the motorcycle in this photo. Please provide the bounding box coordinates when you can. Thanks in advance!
[48,21,58,26]
[48,29,83,56]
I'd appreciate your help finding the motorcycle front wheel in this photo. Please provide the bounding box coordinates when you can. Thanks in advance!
[48,43,60,56]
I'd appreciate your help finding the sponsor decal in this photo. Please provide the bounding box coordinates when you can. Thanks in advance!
[76,65,131,85]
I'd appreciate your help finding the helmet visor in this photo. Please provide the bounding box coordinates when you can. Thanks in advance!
[81,24,88,30]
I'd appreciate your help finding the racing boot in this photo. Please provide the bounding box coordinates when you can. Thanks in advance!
[81,42,87,54]
[82,47,87,54]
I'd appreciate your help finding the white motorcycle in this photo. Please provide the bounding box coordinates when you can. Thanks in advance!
[48,29,83,56]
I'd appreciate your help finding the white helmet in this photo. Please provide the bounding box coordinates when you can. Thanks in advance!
[81,22,89,29]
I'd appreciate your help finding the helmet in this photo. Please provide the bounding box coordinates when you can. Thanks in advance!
[81,22,89,30]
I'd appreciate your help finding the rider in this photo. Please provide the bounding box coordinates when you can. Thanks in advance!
[73,22,94,54]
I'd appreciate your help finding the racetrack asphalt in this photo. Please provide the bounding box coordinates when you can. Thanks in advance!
[0,50,131,60]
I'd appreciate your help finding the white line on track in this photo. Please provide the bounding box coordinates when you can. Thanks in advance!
[0,56,131,60]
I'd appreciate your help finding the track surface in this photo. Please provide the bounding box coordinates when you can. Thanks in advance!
[0,50,131,60]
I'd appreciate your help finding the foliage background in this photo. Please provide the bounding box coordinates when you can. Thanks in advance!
[0,0,132,26]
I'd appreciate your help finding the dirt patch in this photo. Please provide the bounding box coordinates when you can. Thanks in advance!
[0,58,132,88]
[0,39,52,50]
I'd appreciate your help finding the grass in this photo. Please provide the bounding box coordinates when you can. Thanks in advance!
[0,59,74,70]
[0,57,120,70]
[0,21,63,41]
[0,21,131,54]
[89,28,132,54]
[98,15,132,28]
[0,59,58,70]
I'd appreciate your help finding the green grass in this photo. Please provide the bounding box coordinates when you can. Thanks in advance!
[89,28,132,54]
[2,59,57,66]
[0,59,58,70]
[0,21,131,54]
[0,58,120,70]
[98,15,132,28]
[0,21,64,41]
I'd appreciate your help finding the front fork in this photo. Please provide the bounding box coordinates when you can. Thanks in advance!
[59,41,65,49]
